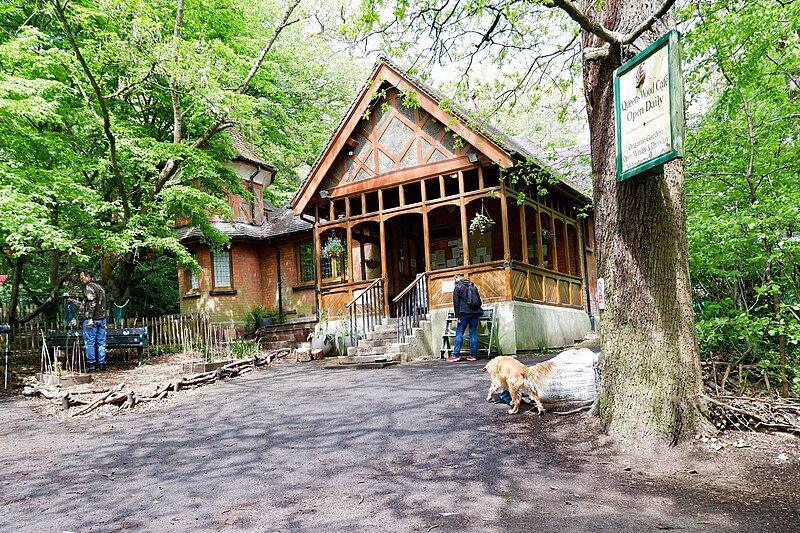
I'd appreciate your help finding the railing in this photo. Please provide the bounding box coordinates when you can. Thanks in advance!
[393,273,429,344]
[345,278,385,349]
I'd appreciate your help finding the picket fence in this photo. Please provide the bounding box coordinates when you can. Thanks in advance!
[0,313,245,359]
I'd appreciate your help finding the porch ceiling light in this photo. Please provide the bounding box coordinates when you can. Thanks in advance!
[467,153,479,164]
[319,190,329,199]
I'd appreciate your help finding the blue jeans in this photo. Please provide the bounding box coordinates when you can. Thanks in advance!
[453,313,480,357]
[83,318,107,368]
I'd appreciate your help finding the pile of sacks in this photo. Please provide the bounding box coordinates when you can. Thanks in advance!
[539,347,599,403]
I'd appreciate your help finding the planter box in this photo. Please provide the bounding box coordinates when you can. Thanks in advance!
[182,360,233,373]
[36,373,93,386]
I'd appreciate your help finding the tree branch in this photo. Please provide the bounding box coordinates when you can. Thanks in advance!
[545,0,624,45]
[148,0,302,202]
[51,0,131,221]
[170,0,185,145]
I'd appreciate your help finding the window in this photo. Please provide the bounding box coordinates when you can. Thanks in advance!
[184,252,200,292]
[298,242,315,284]
[212,250,232,288]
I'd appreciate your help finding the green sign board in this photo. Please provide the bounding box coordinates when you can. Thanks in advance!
[614,30,685,182]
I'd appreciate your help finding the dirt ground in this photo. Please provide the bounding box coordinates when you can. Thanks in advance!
[3,352,800,531]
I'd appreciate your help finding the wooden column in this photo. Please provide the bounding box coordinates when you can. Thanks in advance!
[346,198,353,283]
[499,180,511,262]
[422,181,431,272]
[520,204,528,263]
[378,190,390,317]
[460,197,469,267]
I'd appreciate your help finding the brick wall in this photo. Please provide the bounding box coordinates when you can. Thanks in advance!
[179,236,317,322]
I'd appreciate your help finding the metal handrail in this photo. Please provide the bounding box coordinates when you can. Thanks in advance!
[345,278,385,349]
[393,273,429,344]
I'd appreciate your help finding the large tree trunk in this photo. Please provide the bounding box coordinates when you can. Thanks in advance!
[582,1,711,445]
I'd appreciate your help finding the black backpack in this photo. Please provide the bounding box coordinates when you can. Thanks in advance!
[466,283,482,310]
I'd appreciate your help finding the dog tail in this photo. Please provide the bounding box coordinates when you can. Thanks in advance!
[482,363,489,373]
[527,360,556,390]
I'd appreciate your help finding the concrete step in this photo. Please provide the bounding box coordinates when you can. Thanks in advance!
[336,353,401,365]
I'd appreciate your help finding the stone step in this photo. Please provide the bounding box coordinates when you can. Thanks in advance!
[364,332,397,342]
[336,353,401,365]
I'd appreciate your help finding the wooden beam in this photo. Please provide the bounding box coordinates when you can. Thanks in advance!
[328,157,476,200]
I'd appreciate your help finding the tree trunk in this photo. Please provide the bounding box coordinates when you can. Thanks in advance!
[582,0,711,445]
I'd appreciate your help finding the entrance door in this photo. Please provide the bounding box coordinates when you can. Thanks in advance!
[385,213,425,316]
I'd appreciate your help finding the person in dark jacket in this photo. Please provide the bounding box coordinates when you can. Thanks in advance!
[80,269,108,372]
[450,273,481,362]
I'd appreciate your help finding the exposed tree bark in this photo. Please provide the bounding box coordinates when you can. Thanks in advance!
[579,0,711,445]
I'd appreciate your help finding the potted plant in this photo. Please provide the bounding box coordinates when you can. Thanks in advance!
[334,321,361,356]
[469,212,495,234]
[541,228,554,244]
[247,305,278,330]
[307,307,335,357]
[321,235,345,259]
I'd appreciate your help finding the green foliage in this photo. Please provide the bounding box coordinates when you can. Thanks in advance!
[225,338,261,359]
[682,0,800,393]
[0,0,362,322]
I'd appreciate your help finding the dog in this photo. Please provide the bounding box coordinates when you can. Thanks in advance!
[482,356,555,415]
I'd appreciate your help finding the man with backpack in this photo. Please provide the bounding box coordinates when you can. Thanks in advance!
[449,273,482,362]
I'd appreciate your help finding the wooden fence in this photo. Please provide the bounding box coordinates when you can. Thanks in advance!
[1,313,245,359]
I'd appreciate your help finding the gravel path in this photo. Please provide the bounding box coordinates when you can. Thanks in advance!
[1,357,798,532]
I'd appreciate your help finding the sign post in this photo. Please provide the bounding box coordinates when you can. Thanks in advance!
[614,30,685,182]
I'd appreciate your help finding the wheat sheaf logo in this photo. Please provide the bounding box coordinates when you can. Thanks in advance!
[635,64,646,89]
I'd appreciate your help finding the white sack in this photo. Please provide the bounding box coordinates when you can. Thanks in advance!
[539,347,599,402]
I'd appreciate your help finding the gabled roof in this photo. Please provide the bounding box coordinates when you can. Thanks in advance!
[175,204,311,243]
[227,129,276,172]
[292,57,591,215]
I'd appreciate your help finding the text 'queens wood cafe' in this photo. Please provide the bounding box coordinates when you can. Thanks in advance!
[292,59,596,355]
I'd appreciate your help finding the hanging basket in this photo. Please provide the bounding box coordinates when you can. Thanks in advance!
[469,213,495,235]
[365,259,381,269]
[321,235,345,259]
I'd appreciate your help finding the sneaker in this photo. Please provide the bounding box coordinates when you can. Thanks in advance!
[467,356,477,361]
[99,365,109,372]
[447,356,461,362]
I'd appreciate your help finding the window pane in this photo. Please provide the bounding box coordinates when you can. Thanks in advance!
[213,251,231,287]
[321,257,333,279]
[299,242,315,283]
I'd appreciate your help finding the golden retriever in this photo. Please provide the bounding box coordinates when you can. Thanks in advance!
[482,356,555,415]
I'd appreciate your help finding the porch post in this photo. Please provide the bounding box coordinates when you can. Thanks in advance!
[379,191,390,317]
[422,177,431,273]
[499,175,512,300]
[499,180,511,262]
[519,203,528,263]
[459,198,469,267]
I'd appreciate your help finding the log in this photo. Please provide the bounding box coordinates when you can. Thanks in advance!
[71,383,125,417]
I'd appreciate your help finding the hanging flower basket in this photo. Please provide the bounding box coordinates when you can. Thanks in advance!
[469,212,495,235]
[541,229,554,244]
[321,235,345,259]
[365,258,380,269]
